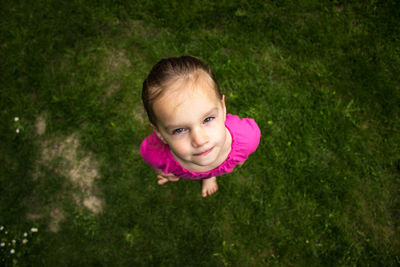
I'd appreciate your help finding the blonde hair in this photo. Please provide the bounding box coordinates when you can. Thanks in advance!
[142,56,222,125]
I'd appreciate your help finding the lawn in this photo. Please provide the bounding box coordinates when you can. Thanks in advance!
[1,0,399,266]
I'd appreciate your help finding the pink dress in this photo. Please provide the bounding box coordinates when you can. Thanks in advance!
[140,114,261,180]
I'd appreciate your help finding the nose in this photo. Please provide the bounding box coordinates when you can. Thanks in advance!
[191,127,209,148]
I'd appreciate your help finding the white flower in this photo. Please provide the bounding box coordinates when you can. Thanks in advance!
[10,249,15,254]
[30,227,38,233]
[0,226,4,231]
[0,242,5,247]
[11,240,16,245]
[14,117,19,122]
[22,239,28,244]
[23,232,28,237]
[16,128,20,134]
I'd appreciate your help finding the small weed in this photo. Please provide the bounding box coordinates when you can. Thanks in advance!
[0,226,39,266]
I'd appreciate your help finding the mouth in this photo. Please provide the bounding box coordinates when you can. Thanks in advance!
[194,147,214,157]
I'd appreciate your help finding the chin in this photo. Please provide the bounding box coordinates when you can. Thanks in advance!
[194,156,217,167]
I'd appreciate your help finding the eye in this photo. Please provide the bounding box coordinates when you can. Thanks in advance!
[204,116,215,123]
[172,128,185,135]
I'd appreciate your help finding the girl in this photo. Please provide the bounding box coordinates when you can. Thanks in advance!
[140,56,261,197]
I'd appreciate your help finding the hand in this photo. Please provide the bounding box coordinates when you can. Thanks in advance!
[156,171,180,185]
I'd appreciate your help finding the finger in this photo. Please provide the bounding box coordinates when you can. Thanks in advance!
[157,176,169,185]
[168,177,180,182]
[164,173,177,178]
[158,178,168,185]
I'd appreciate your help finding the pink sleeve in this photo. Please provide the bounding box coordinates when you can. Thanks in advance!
[246,118,261,154]
[226,114,261,163]
[140,132,167,170]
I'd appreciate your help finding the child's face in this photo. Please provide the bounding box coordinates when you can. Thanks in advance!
[152,72,228,171]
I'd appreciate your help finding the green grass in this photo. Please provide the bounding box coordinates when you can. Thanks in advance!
[1,0,399,266]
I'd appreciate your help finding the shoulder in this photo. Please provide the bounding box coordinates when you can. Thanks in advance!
[140,132,170,169]
[226,114,261,154]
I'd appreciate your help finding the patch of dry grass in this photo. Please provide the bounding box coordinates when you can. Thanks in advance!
[29,117,103,231]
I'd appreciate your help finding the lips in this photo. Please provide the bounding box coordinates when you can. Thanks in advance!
[194,147,214,157]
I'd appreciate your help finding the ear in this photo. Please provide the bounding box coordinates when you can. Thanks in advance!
[221,95,227,122]
[151,123,167,144]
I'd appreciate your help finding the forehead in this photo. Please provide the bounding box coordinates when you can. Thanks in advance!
[153,71,221,127]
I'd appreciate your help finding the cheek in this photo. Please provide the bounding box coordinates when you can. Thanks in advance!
[169,139,192,155]
[209,123,226,143]
[217,127,227,143]
[217,118,227,134]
